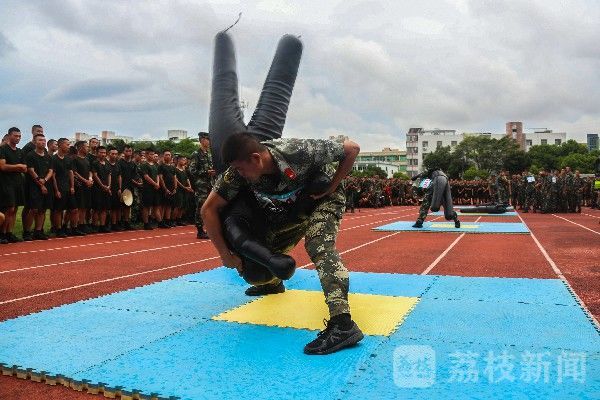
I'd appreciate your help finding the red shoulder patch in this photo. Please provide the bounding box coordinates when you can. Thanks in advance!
[284,167,297,180]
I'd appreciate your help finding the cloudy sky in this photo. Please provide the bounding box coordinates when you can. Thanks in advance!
[1,0,599,150]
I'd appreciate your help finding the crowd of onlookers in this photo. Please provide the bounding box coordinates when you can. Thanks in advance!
[2,125,599,244]
[0,125,199,244]
[344,169,600,214]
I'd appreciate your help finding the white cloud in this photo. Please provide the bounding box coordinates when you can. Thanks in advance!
[0,0,598,148]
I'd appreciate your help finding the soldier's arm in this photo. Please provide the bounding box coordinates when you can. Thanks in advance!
[312,139,360,200]
[201,191,241,271]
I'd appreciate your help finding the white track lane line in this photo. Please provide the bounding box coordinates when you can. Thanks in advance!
[582,212,600,219]
[341,211,418,231]
[342,208,417,221]
[1,221,410,304]
[552,214,600,235]
[0,231,192,257]
[0,241,207,275]
[517,213,600,330]
[297,231,402,269]
[0,257,220,305]
[421,216,482,275]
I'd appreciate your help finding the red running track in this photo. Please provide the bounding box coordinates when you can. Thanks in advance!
[1,205,598,399]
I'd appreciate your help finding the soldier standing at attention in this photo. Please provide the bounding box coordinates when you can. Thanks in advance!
[495,170,510,205]
[573,170,584,213]
[158,150,178,227]
[0,127,27,243]
[521,169,536,213]
[189,132,215,239]
[202,133,362,355]
[25,133,54,240]
[119,145,142,230]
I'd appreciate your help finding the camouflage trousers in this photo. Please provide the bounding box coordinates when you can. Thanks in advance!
[522,188,535,211]
[130,188,141,224]
[265,187,349,317]
[194,182,212,230]
[497,187,509,204]
[417,191,432,222]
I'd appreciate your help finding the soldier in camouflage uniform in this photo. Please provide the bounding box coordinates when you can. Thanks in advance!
[521,170,536,213]
[495,170,510,205]
[188,132,215,239]
[511,174,521,209]
[202,133,363,355]
[573,170,584,213]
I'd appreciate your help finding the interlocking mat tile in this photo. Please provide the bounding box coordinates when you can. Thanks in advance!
[374,221,530,233]
[0,267,598,399]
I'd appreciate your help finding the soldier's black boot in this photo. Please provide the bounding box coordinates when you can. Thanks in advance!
[304,313,364,355]
[245,280,285,296]
[454,218,461,229]
[196,227,209,239]
[412,219,423,228]
[224,217,296,280]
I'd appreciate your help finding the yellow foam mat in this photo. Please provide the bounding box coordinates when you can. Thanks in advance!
[431,223,479,229]
[213,290,419,336]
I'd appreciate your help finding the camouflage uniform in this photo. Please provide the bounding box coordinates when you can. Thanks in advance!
[573,174,584,213]
[189,147,213,231]
[495,174,510,204]
[565,171,576,212]
[417,189,433,221]
[521,174,536,212]
[213,138,349,317]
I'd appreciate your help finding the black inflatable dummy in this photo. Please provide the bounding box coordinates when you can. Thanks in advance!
[459,203,508,214]
[428,170,457,221]
[412,169,460,228]
[208,30,303,285]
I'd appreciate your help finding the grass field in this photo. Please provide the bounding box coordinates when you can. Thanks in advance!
[11,207,52,237]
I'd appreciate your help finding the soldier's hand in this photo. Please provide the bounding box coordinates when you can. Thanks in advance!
[222,253,243,274]
[55,191,62,199]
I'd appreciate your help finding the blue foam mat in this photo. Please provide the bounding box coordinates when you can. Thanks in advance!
[1,267,598,399]
[374,221,530,233]
[342,338,599,400]
[72,321,382,400]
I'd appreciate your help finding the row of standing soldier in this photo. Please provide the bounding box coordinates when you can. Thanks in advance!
[344,169,600,213]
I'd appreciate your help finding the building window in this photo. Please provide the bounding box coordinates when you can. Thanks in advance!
[422,141,428,147]
[555,139,561,145]
[541,139,548,145]
[526,140,532,146]
[437,141,442,148]
[451,141,457,146]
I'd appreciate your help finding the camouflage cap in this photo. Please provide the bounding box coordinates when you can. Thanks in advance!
[198,131,210,140]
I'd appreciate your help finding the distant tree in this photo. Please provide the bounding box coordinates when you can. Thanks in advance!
[392,171,410,180]
[110,139,127,153]
[527,144,561,171]
[423,146,453,172]
[456,136,519,173]
[132,141,155,152]
[558,140,588,157]
[559,153,597,173]
[173,138,198,157]
[463,167,489,180]
[351,165,388,178]
[502,149,531,174]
